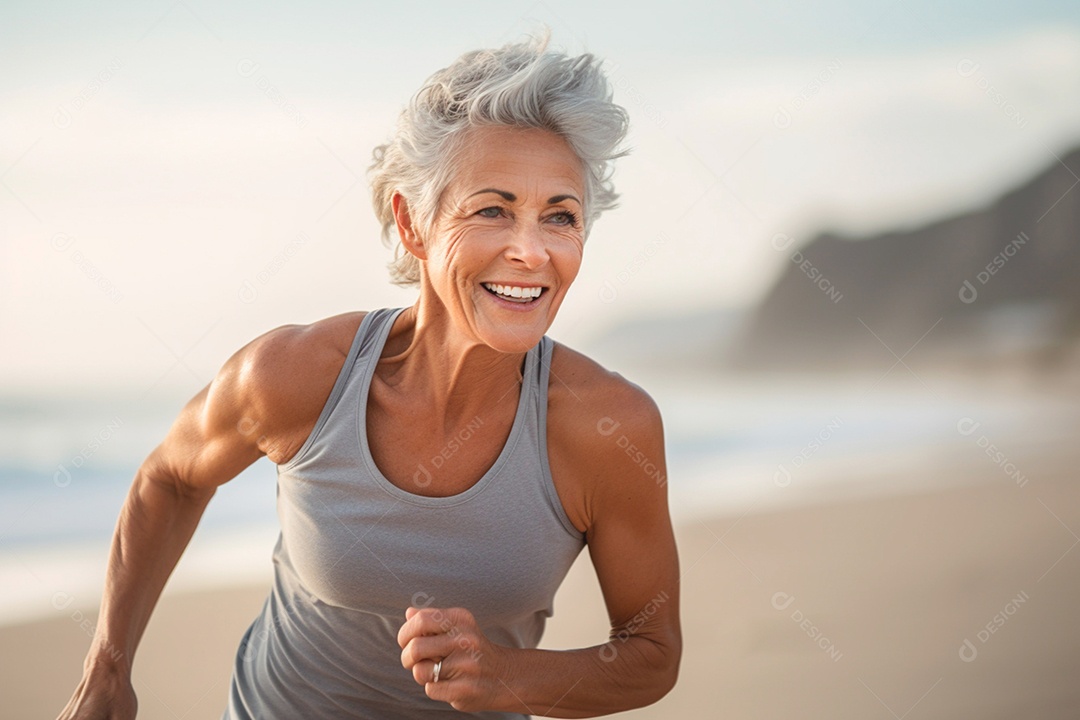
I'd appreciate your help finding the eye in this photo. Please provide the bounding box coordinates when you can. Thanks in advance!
[548,210,580,227]
[477,206,503,218]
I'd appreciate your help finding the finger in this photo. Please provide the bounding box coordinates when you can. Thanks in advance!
[411,657,446,686]
[397,607,451,648]
[405,606,420,621]
[396,610,429,649]
[400,634,454,670]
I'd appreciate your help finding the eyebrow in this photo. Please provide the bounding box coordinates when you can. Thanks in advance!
[468,188,581,205]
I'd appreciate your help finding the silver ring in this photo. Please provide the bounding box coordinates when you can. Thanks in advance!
[433,659,442,683]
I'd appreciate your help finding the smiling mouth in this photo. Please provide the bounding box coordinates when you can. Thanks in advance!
[481,282,547,303]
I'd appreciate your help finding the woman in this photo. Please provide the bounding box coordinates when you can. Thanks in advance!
[58,32,681,719]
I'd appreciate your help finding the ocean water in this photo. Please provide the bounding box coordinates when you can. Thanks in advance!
[1,372,1071,627]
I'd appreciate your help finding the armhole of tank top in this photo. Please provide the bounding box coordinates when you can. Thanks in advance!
[277,311,375,473]
[537,337,587,541]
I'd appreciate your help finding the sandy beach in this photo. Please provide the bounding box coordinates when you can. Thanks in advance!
[7,446,1080,719]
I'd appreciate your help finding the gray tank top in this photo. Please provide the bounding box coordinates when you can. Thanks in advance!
[223,307,586,719]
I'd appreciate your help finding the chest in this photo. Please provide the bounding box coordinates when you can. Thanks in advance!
[276,465,583,621]
[366,393,511,498]
[364,381,589,535]
[275,381,587,619]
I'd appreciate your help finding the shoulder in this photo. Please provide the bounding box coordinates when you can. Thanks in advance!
[547,339,663,438]
[232,311,368,388]
[546,341,666,527]
[215,310,369,464]
[144,311,370,490]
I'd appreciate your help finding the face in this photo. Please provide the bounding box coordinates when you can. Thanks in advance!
[408,125,586,353]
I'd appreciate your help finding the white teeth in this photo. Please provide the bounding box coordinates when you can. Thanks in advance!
[483,283,543,300]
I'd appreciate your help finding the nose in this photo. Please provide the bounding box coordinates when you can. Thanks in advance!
[504,224,550,269]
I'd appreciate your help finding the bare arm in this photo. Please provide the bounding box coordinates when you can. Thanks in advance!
[56,328,289,719]
[399,376,682,716]
[494,382,681,716]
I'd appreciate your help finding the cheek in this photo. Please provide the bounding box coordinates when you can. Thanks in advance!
[439,228,507,293]
[429,227,479,274]
[553,237,584,282]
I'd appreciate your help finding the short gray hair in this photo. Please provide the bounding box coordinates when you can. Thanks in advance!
[368,30,631,287]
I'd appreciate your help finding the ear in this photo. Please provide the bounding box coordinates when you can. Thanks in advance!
[392,192,427,261]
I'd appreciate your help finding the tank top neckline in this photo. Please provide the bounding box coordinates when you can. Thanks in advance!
[357,306,541,507]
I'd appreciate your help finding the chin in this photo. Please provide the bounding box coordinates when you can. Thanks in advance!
[474,320,548,354]
[469,285,563,352]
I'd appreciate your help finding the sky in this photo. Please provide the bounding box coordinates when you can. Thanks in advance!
[3,0,1080,397]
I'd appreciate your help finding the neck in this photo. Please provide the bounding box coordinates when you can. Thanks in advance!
[376,297,530,429]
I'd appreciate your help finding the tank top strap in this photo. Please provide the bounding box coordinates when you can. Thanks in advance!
[531,334,554,426]
[535,334,554,397]
[529,334,582,539]
[277,308,403,474]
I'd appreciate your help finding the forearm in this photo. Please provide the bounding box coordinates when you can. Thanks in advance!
[86,468,215,673]
[493,636,678,717]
